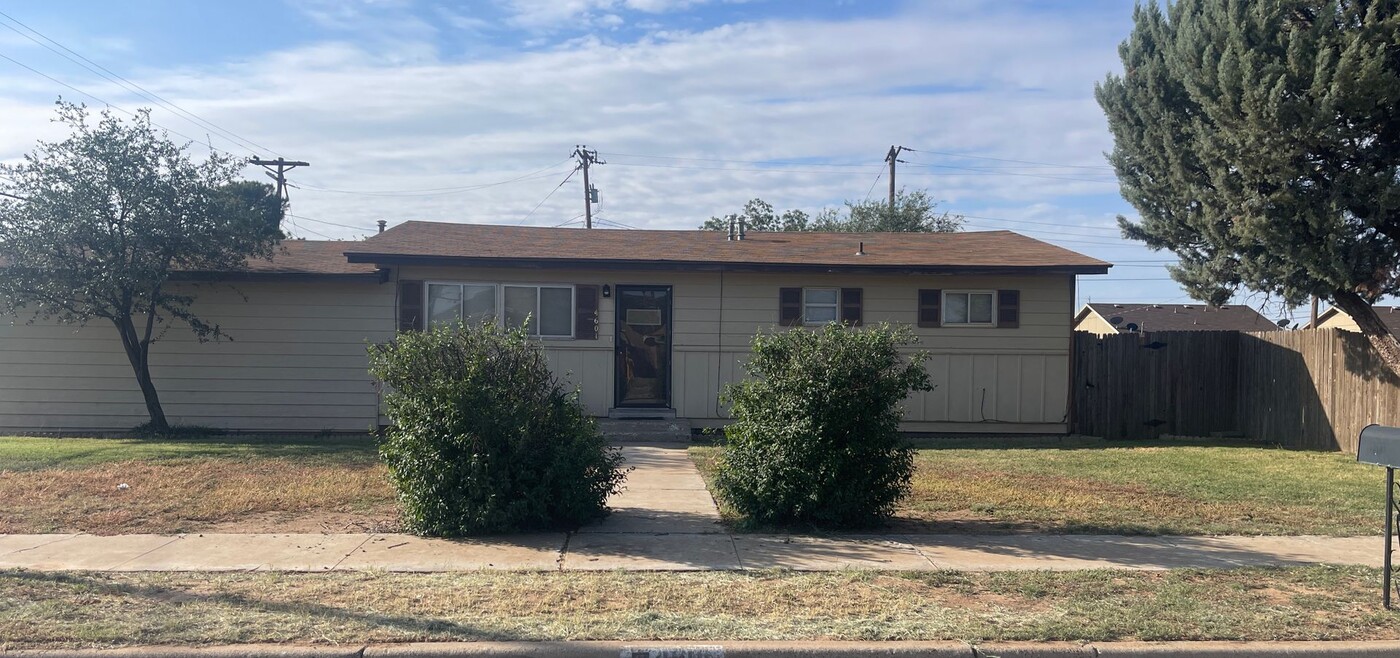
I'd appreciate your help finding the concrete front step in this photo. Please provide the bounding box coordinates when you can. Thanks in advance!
[597,418,692,443]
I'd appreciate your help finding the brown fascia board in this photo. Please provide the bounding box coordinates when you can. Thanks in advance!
[344,253,1112,276]
[169,270,388,283]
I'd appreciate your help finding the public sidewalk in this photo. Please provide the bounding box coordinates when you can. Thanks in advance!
[0,445,1384,573]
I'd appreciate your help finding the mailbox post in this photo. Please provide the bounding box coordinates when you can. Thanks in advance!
[1356,424,1400,608]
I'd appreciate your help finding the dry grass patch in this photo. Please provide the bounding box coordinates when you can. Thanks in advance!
[1,567,1397,648]
[691,438,1381,536]
[0,435,397,534]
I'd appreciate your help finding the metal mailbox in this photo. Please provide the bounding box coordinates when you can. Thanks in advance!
[1356,424,1400,608]
[1358,424,1400,469]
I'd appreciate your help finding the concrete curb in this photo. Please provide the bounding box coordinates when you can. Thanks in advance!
[7,641,1400,658]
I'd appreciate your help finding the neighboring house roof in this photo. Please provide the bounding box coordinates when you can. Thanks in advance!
[178,240,382,280]
[1309,306,1400,333]
[1075,302,1280,333]
[343,221,1112,274]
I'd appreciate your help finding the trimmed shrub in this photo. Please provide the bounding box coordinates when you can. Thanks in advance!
[368,322,625,536]
[716,323,931,527]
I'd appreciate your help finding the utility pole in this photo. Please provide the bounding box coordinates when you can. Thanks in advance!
[885,145,910,208]
[249,156,310,204]
[573,146,604,229]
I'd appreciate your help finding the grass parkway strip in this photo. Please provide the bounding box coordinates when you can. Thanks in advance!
[3,567,1400,649]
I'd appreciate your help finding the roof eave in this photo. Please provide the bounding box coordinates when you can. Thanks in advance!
[170,270,387,283]
[344,252,1111,276]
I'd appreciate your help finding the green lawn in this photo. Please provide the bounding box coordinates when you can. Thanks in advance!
[691,437,1383,536]
[0,435,395,535]
[2,567,1397,648]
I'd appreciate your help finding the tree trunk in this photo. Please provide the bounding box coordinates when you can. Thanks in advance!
[1331,290,1400,373]
[112,315,168,432]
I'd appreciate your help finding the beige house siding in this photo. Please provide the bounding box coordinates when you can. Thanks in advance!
[1314,312,1360,332]
[0,279,394,433]
[1073,309,1120,336]
[398,266,1075,432]
[0,265,1074,434]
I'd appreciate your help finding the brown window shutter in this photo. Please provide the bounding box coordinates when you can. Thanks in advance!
[918,289,941,328]
[997,289,1021,328]
[574,284,599,339]
[398,279,424,332]
[779,287,802,326]
[840,288,863,326]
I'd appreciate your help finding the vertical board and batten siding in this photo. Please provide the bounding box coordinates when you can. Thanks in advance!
[0,280,395,433]
[400,266,1075,431]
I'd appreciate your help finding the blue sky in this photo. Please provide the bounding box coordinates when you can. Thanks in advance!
[0,0,1307,324]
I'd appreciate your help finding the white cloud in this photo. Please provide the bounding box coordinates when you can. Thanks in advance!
[500,0,726,29]
[0,3,1135,245]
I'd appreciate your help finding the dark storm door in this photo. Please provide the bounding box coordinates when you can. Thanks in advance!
[614,285,673,407]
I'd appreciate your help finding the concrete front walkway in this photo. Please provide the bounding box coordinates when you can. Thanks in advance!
[0,445,1385,572]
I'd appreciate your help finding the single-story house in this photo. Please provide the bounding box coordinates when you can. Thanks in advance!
[1308,305,1400,335]
[0,222,1109,434]
[1073,302,1279,335]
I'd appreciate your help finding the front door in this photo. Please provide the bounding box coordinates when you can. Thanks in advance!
[614,285,672,407]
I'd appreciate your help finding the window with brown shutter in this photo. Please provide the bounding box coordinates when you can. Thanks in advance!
[575,284,599,339]
[997,289,1020,328]
[918,289,941,328]
[398,279,424,332]
[840,288,863,326]
[779,287,802,326]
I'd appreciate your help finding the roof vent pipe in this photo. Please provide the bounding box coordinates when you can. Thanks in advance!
[738,218,746,240]
[377,220,387,234]
[856,241,865,256]
[728,217,736,241]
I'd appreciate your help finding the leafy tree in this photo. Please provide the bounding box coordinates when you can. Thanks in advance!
[0,102,284,432]
[700,188,963,233]
[811,188,964,232]
[699,198,811,232]
[1097,1,1400,366]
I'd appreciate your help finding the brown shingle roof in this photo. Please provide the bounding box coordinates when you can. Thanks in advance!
[1082,302,1280,333]
[245,240,379,275]
[177,240,380,279]
[344,222,1111,273]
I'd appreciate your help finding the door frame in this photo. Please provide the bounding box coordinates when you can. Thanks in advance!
[613,284,674,408]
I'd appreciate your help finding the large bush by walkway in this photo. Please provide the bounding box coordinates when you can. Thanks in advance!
[716,323,931,527]
[369,323,625,536]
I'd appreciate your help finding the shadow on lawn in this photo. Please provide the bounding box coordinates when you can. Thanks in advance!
[2,433,380,471]
[2,569,511,641]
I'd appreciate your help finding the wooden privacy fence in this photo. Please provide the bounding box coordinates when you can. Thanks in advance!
[1072,328,1400,452]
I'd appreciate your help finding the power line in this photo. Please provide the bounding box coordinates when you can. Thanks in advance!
[285,213,376,232]
[596,217,640,230]
[0,50,225,156]
[603,152,875,168]
[608,161,885,176]
[292,224,334,240]
[909,147,1115,171]
[903,159,1118,184]
[291,158,574,197]
[1079,277,1177,282]
[0,10,276,157]
[518,166,580,225]
[862,166,884,202]
[951,212,1124,232]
